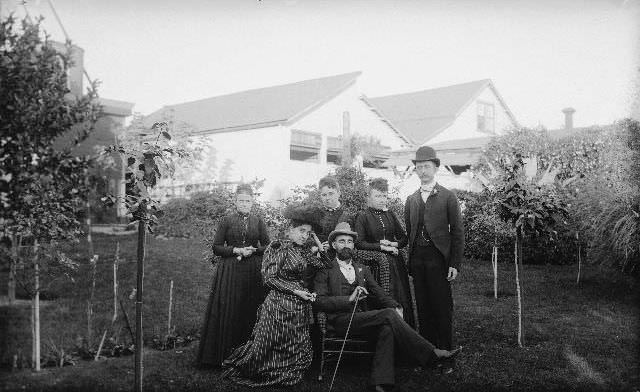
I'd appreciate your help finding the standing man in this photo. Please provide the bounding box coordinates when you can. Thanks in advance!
[404,146,464,374]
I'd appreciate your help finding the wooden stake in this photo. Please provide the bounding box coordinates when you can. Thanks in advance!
[134,219,146,392]
[167,280,173,336]
[95,330,107,361]
[515,232,523,348]
[113,243,120,322]
[492,246,498,299]
[33,241,41,371]
[576,232,582,284]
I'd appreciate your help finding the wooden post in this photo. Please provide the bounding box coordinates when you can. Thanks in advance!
[113,243,119,322]
[95,330,107,361]
[514,230,524,347]
[33,241,41,371]
[87,255,98,345]
[134,219,146,392]
[492,246,498,299]
[167,280,173,336]
[576,232,581,284]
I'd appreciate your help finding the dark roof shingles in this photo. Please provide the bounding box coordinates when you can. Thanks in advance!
[145,72,362,133]
[369,79,490,145]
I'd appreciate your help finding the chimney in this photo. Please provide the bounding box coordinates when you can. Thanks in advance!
[562,107,575,130]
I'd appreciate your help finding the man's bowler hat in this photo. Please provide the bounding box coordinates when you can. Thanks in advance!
[412,146,441,167]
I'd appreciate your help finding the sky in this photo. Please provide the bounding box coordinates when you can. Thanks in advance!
[2,0,639,129]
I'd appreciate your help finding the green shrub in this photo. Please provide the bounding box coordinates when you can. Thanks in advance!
[571,119,640,275]
[155,188,234,240]
[457,190,512,263]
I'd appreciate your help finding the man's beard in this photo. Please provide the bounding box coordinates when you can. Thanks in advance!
[336,247,354,261]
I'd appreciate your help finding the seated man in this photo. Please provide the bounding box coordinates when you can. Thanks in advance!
[313,222,461,392]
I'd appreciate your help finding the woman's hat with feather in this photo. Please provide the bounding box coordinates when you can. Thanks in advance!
[283,203,323,232]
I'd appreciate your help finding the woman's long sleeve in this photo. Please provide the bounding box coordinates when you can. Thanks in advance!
[255,218,270,255]
[212,217,234,257]
[391,212,408,249]
[262,246,303,294]
[354,212,382,251]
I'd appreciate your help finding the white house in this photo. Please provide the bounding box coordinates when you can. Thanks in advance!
[369,79,518,192]
[145,72,414,201]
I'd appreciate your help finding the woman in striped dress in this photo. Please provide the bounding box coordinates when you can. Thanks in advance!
[222,205,329,386]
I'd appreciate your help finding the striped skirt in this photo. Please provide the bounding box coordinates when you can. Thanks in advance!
[222,289,313,386]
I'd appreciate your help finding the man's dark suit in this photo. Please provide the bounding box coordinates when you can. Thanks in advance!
[314,260,438,387]
[404,184,464,350]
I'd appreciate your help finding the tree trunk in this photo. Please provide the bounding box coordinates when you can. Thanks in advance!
[32,241,41,371]
[8,235,18,304]
[514,230,524,347]
[134,219,146,392]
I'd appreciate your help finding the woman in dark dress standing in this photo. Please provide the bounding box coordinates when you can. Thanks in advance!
[354,178,415,327]
[197,184,270,367]
[222,205,330,386]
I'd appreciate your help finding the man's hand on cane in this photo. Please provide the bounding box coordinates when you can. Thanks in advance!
[349,286,368,302]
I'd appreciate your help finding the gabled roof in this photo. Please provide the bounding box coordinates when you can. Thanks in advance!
[145,72,362,134]
[368,79,517,145]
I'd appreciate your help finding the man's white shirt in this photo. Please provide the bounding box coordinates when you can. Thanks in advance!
[337,258,356,284]
[420,181,437,202]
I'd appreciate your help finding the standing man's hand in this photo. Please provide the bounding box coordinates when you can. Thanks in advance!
[446,267,458,281]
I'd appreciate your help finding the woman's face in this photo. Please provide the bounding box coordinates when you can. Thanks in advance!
[235,193,253,214]
[368,188,388,210]
[288,224,312,245]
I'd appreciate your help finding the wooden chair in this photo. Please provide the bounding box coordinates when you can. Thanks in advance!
[314,249,390,381]
[315,310,374,381]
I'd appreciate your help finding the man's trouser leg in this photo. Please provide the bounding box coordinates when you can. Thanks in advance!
[332,308,438,385]
[411,244,453,350]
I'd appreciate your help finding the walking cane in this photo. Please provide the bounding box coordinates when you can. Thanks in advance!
[328,289,361,392]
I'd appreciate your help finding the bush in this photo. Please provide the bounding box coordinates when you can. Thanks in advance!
[571,119,640,275]
[457,190,512,263]
[286,166,405,223]
[154,188,234,240]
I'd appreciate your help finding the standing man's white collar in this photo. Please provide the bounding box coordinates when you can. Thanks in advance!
[421,180,437,193]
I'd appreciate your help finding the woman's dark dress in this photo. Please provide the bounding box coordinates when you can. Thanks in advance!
[222,241,330,386]
[196,211,270,367]
[354,207,414,327]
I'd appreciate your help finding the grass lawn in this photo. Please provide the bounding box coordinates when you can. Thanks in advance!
[1,233,639,391]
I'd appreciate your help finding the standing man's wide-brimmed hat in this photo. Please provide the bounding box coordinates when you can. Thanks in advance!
[328,222,358,244]
[412,146,441,167]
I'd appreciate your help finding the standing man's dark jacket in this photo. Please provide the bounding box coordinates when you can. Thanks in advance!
[404,184,464,270]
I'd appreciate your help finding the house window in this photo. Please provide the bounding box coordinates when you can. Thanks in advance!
[290,130,321,163]
[477,102,495,133]
[326,136,343,165]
